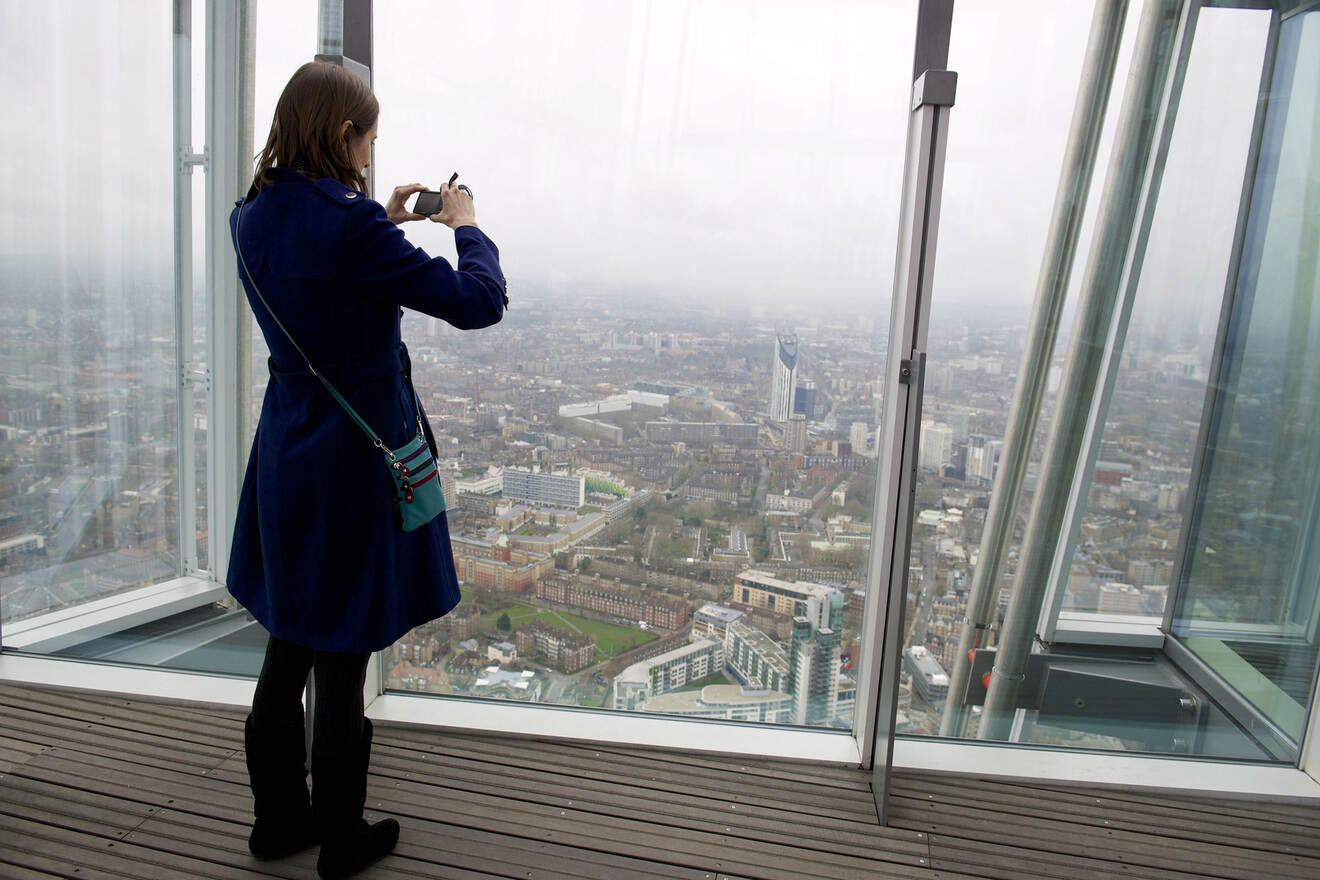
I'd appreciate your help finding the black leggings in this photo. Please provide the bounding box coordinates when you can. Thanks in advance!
[251,634,371,754]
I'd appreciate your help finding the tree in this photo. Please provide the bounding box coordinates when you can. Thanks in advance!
[496,613,512,632]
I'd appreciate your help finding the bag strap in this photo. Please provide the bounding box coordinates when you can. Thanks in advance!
[234,192,424,455]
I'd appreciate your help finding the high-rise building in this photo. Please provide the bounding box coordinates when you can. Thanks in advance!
[769,334,799,422]
[725,620,788,692]
[732,570,844,629]
[850,421,871,457]
[793,379,816,418]
[967,433,1003,486]
[919,422,954,473]
[788,617,841,726]
[946,409,972,443]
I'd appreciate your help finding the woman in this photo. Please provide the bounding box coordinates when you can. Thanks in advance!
[228,61,506,880]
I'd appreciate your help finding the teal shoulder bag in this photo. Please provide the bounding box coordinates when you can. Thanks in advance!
[235,195,446,532]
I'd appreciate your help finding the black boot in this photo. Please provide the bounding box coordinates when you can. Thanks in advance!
[244,712,319,859]
[313,718,399,880]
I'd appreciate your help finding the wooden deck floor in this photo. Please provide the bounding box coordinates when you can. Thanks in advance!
[1,681,1318,879]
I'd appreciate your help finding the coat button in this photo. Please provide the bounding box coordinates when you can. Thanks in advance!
[344,191,357,199]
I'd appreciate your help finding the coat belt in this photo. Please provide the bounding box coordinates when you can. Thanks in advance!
[267,344,409,388]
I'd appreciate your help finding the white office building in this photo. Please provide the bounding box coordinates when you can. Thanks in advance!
[769,334,799,422]
[501,467,585,508]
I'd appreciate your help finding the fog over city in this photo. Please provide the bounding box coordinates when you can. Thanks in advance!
[4,0,1270,321]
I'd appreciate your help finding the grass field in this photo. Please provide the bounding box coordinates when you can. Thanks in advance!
[481,601,658,657]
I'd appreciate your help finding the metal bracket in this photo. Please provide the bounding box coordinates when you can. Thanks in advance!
[180,364,211,392]
[178,145,208,174]
[898,359,915,385]
[912,69,958,110]
[315,53,372,87]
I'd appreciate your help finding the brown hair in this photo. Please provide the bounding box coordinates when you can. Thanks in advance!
[253,61,379,193]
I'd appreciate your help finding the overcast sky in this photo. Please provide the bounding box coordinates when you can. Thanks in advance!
[3,1,1279,326]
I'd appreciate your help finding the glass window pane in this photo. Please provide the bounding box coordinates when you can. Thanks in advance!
[371,0,915,729]
[1,2,178,621]
[1173,10,1320,746]
[1058,10,1269,620]
[899,1,1124,737]
[0,2,315,678]
[897,3,1312,762]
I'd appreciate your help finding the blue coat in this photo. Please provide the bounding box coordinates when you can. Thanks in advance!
[226,167,505,652]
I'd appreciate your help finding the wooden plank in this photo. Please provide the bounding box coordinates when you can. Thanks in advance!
[373,773,938,880]
[5,748,251,818]
[0,812,282,880]
[207,746,917,858]
[0,858,107,880]
[131,805,714,880]
[886,792,1320,880]
[1008,777,1320,829]
[0,705,235,775]
[0,772,159,835]
[373,724,879,822]
[903,769,1320,828]
[889,775,1320,857]
[210,751,933,880]
[0,687,240,752]
[0,739,46,778]
[927,833,1225,880]
[563,739,871,791]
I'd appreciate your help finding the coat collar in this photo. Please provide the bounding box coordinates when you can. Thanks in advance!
[238,168,367,207]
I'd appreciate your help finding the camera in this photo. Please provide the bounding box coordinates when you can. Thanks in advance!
[412,190,443,216]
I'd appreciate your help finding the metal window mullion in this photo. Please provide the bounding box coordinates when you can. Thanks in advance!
[853,109,932,775]
[205,0,252,585]
[863,69,955,824]
[1304,640,1320,781]
[173,0,203,578]
[851,0,955,777]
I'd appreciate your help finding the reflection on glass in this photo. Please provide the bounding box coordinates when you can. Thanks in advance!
[0,3,314,678]
[898,4,1313,762]
[898,2,1114,738]
[1174,11,1320,745]
[1058,9,1269,618]
[0,3,178,624]
[373,0,913,728]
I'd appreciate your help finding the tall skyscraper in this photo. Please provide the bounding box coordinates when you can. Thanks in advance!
[788,616,842,726]
[769,334,799,422]
[793,379,816,418]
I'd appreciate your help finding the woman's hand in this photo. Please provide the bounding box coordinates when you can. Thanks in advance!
[429,183,478,230]
[384,183,429,225]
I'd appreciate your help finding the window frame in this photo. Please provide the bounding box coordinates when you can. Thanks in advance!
[3,0,1320,811]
